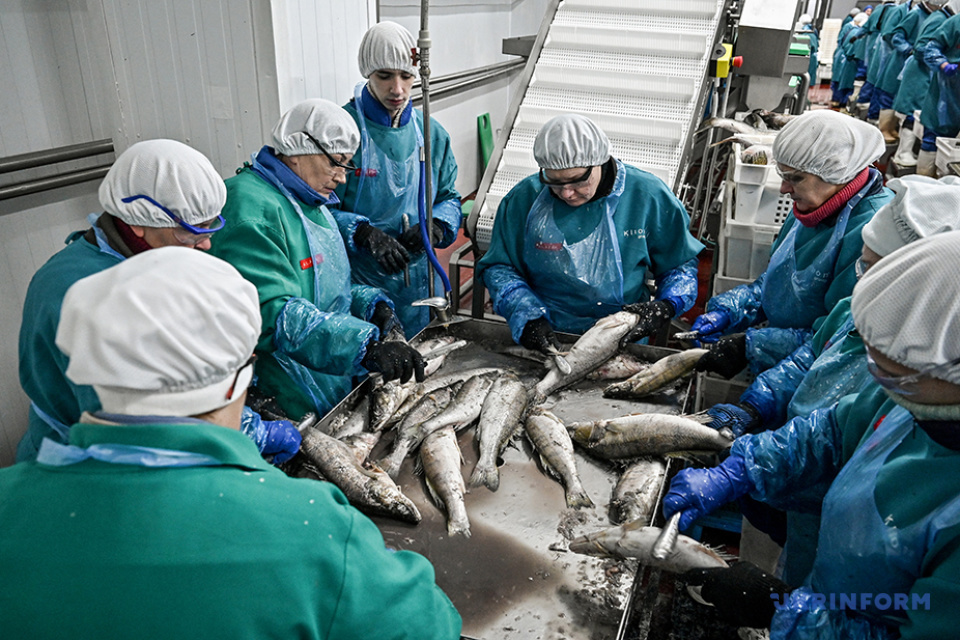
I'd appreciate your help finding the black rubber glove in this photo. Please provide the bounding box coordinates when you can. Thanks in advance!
[361,340,426,383]
[398,220,445,253]
[354,224,410,274]
[620,300,675,346]
[694,333,749,379]
[370,301,401,337]
[519,317,561,355]
[682,561,791,629]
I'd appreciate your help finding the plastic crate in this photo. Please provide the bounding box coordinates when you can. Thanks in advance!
[936,137,960,175]
[694,371,753,411]
[719,218,779,281]
[732,153,793,227]
[712,272,752,296]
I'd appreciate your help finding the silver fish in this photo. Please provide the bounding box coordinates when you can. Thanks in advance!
[603,348,707,399]
[469,373,529,491]
[569,520,730,572]
[419,426,471,537]
[567,412,733,459]
[585,353,650,380]
[534,311,640,400]
[299,427,421,524]
[417,372,497,436]
[696,116,764,137]
[376,384,459,479]
[387,366,502,429]
[326,395,370,440]
[341,431,383,466]
[524,409,593,509]
[611,458,667,525]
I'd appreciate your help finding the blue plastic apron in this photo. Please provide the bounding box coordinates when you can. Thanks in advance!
[781,408,960,634]
[251,156,355,413]
[761,172,877,329]
[521,160,627,334]
[350,82,437,336]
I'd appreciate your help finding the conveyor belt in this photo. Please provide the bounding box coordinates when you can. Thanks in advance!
[469,0,729,252]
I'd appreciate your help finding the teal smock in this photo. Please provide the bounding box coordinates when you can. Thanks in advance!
[734,388,960,639]
[707,172,891,371]
[920,13,960,137]
[475,163,704,341]
[893,7,952,115]
[211,166,385,421]
[838,24,867,91]
[332,89,462,338]
[17,224,121,461]
[877,4,930,96]
[801,27,820,83]
[833,20,857,75]
[0,419,461,639]
[866,3,902,86]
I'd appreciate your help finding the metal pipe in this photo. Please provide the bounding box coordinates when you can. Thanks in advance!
[0,139,114,174]
[411,59,525,91]
[411,61,525,106]
[419,0,438,305]
[0,164,111,204]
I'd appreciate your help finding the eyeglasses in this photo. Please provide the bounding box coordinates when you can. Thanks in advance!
[120,194,225,245]
[855,257,869,280]
[539,166,594,192]
[776,166,807,187]
[865,350,960,396]
[226,354,257,401]
[302,131,358,173]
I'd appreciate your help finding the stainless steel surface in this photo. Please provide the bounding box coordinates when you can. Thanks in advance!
[672,331,700,340]
[412,295,450,311]
[402,214,412,288]
[320,318,691,640]
[651,512,682,561]
[735,0,802,77]
[0,139,114,174]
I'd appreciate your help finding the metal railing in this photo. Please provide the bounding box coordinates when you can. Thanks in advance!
[0,139,115,204]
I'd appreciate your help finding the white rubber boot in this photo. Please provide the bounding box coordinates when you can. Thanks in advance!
[916,150,938,177]
[892,125,918,167]
[878,109,900,144]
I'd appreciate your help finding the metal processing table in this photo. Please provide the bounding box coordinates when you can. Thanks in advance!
[315,318,694,640]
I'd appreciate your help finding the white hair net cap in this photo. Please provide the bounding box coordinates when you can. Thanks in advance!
[533,114,612,170]
[849,7,861,15]
[796,14,813,28]
[272,99,360,157]
[358,21,417,78]
[99,139,226,228]
[852,230,960,385]
[772,110,884,184]
[861,175,960,256]
[57,247,262,417]
[854,12,869,25]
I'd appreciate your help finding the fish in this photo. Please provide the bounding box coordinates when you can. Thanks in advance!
[568,519,730,572]
[745,108,795,130]
[712,132,780,149]
[741,144,773,165]
[416,372,497,436]
[523,408,593,509]
[603,348,708,399]
[387,366,503,429]
[326,395,370,440]
[696,116,764,137]
[611,458,667,525]
[341,431,383,466]
[534,311,640,400]
[419,426,471,537]
[567,412,733,459]
[376,384,459,478]
[469,373,529,491]
[498,345,550,365]
[585,353,650,380]
[299,427,421,524]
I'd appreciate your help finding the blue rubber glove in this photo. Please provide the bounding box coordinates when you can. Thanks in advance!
[705,402,762,437]
[943,63,959,77]
[261,419,303,464]
[662,456,753,531]
[690,310,732,344]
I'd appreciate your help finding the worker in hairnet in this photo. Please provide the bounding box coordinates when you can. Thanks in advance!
[0,247,462,639]
[331,21,461,338]
[796,15,820,86]
[475,114,704,354]
[890,1,956,166]
[211,99,425,422]
[691,110,891,375]
[852,1,899,117]
[875,1,947,143]
[831,12,866,106]
[915,12,960,175]
[698,175,960,587]
[17,139,301,465]
[663,230,960,638]
[842,6,861,29]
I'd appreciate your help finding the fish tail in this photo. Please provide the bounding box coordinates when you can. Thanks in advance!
[468,462,500,492]
[565,485,594,510]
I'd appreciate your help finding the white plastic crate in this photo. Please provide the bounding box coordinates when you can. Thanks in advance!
[936,136,960,175]
[719,218,779,281]
[694,371,753,411]
[731,150,793,227]
[712,272,752,296]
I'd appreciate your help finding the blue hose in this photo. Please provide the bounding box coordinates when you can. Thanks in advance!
[418,156,452,293]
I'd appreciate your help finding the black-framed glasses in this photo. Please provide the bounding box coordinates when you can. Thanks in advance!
[120,194,225,245]
[302,131,358,172]
[538,166,594,191]
[226,354,258,401]
[865,350,960,396]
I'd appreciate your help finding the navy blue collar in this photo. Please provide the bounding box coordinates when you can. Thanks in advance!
[916,420,960,451]
[251,146,339,208]
[358,84,413,127]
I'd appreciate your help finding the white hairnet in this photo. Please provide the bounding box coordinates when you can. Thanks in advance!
[772,109,884,184]
[272,99,360,157]
[854,12,870,25]
[852,230,960,385]
[99,139,225,228]
[358,21,417,78]
[849,7,861,15]
[533,114,612,170]
[796,14,813,29]
[57,247,262,417]
[947,0,960,12]
[861,175,960,256]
